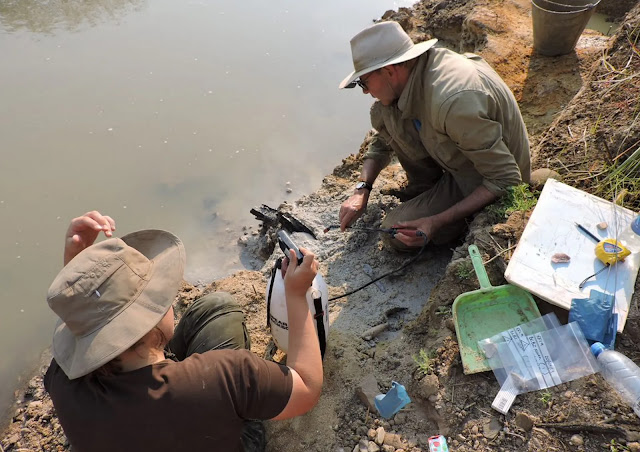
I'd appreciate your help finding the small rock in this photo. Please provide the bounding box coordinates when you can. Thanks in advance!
[569,434,583,446]
[367,441,380,452]
[530,168,561,190]
[445,318,456,332]
[627,442,640,452]
[514,411,535,431]
[382,446,395,452]
[383,433,404,449]
[376,427,386,445]
[482,418,502,440]
[394,412,407,423]
[416,374,439,399]
[356,374,379,412]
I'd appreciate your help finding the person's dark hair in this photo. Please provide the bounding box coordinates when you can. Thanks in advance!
[90,326,168,377]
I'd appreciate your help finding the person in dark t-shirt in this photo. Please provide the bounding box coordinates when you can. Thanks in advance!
[44,210,323,452]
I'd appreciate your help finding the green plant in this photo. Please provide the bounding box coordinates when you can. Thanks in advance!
[595,145,640,209]
[609,439,630,451]
[413,349,435,376]
[590,112,602,135]
[539,390,552,406]
[456,261,474,280]
[487,183,539,221]
[435,305,451,316]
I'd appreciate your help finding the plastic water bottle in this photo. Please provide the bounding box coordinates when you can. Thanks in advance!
[618,214,640,253]
[591,342,640,418]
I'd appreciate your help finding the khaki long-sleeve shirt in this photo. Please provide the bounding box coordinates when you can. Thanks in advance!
[365,48,530,197]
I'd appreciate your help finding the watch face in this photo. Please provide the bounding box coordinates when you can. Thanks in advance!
[356,181,371,190]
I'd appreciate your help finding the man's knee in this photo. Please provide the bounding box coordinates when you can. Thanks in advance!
[193,292,239,314]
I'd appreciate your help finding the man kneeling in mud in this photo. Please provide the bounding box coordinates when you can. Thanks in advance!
[44,210,322,452]
[338,21,531,249]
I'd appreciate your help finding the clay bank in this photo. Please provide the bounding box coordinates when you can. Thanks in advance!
[3,0,640,451]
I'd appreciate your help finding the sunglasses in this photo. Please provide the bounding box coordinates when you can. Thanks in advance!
[354,70,377,90]
[355,79,368,90]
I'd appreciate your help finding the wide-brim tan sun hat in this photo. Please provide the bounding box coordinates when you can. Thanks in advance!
[339,21,438,89]
[47,230,185,379]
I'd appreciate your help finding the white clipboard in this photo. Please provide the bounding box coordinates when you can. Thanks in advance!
[504,179,640,331]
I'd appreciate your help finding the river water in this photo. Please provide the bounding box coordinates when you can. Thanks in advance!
[0,0,415,419]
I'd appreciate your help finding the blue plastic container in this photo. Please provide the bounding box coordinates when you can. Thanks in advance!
[374,381,411,418]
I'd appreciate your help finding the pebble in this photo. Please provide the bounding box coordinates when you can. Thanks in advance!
[367,441,380,452]
[514,411,535,431]
[376,427,386,445]
[570,434,584,446]
[628,442,640,452]
[417,374,439,399]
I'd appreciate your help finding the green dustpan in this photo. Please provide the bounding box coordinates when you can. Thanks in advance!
[452,245,541,375]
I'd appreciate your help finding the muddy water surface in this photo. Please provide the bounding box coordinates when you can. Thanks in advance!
[0,0,412,419]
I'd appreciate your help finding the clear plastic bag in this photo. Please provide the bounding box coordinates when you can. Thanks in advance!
[478,313,599,395]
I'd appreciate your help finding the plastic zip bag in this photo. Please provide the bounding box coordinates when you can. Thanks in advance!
[478,313,599,413]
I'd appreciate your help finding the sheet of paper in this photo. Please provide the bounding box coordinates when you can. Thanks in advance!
[504,179,639,331]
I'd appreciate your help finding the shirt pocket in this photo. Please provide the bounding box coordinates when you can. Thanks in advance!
[387,117,430,161]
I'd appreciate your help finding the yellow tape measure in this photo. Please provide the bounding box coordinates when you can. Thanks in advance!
[575,223,630,289]
[595,238,631,265]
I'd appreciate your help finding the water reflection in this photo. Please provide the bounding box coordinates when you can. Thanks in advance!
[0,0,146,34]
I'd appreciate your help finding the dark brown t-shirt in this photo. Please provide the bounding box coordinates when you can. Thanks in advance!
[44,349,293,452]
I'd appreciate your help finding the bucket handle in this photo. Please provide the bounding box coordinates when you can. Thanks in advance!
[469,245,492,289]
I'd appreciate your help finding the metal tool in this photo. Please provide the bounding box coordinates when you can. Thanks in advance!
[323,224,425,237]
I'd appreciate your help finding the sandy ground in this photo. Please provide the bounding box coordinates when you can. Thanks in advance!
[3,1,640,451]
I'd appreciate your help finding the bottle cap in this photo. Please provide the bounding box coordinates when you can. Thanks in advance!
[632,215,640,235]
[590,342,605,357]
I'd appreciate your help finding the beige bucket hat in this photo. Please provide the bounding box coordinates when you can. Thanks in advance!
[47,230,185,379]
[339,21,438,89]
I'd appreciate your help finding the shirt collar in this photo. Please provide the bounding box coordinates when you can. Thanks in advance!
[396,52,430,119]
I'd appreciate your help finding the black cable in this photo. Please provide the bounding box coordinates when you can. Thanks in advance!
[328,238,429,301]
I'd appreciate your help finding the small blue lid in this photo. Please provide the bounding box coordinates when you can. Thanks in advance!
[590,342,605,357]
[632,215,640,235]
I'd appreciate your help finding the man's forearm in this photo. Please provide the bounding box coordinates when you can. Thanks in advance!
[359,158,386,186]
[431,185,497,230]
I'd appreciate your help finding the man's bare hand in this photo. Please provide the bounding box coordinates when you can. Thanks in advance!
[392,218,434,247]
[64,211,116,265]
[339,192,369,231]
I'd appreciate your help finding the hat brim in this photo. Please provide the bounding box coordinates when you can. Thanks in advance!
[339,38,438,89]
[52,230,185,379]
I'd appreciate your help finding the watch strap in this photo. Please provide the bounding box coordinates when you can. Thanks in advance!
[356,181,373,191]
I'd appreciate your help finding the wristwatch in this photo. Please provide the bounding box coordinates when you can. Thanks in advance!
[355,181,373,191]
